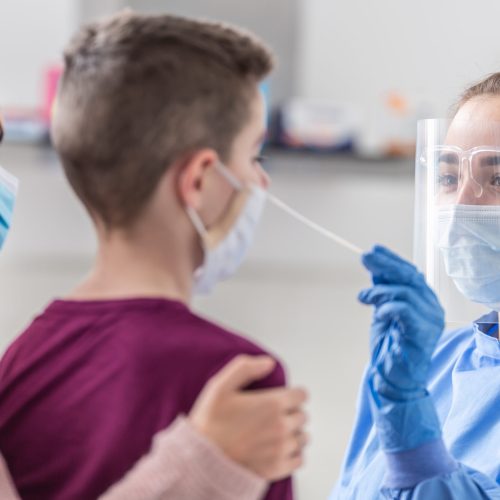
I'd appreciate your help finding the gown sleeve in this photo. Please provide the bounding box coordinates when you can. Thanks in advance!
[381,455,500,499]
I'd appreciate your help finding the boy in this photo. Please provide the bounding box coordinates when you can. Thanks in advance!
[0,11,304,499]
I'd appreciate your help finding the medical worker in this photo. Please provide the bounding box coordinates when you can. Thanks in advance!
[331,74,500,498]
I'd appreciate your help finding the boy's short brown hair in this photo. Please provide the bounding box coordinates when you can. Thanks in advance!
[52,11,274,228]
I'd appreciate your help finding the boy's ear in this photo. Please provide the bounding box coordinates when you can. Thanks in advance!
[176,149,219,209]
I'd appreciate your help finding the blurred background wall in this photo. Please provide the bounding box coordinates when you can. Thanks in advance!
[2,1,500,116]
[296,0,500,147]
[0,0,77,109]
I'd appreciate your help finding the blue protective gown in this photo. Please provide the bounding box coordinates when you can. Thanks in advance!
[330,312,500,499]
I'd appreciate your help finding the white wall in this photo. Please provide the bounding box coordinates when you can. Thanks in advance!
[79,0,122,24]
[0,0,79,109]
[3,0,499,119]
[297,0,500,120]
[0,0,297,110]
[124,0,300,104]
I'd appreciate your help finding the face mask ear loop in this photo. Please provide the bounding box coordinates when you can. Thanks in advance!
[214,162,244,190]
[186,206,208,238]
[186,163,241,236]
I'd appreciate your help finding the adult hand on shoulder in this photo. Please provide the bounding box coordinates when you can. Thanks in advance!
[189,355,309,481]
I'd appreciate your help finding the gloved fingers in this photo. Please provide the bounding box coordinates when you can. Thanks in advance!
[369,325,394,365]
[397,335,436,362]
[361,245,422,286]
[374,300,444,339]
[368,245,413,267]
[358,284,431,308]
[360,286,444,327]
[373,301,419,329]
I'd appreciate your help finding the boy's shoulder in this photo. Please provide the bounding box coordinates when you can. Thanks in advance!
[125,299,288,398]
[170,308,288,390]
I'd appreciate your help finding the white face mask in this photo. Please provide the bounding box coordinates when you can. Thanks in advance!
[186,163,267,294]
[438,204,500,310]
[186,163,362,295]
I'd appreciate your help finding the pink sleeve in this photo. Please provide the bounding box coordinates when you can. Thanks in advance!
[100,416,267,500]
[0,455,20,500]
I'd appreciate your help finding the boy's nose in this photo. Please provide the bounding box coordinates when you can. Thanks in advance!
[257,165,271,189]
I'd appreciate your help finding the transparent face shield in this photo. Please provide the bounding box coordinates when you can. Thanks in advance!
[414,119,500,325]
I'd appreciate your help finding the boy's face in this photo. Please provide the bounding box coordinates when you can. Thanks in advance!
[197,89,270,229]
[226,90,269,188]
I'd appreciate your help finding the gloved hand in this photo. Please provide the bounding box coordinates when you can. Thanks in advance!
[359,245,446,452]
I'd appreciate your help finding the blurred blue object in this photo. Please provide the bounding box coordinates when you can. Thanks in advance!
[2,115,49,145]
[260,80,271,129]
[269,98,359,153]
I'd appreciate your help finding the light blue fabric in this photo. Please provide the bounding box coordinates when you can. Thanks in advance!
[0,166,17,249]
[383,439,457,489]
[329,313,500,499]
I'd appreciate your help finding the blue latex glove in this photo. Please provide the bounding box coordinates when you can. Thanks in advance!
[359,245,446,452]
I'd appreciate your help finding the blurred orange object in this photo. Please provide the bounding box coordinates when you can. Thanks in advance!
[386,92,409,116]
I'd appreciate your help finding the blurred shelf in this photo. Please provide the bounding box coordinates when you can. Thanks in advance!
[263,146,414,176]
[0,142,415,178]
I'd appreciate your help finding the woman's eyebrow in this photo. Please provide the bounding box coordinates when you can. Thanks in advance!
[438,152,459,164]
[479,154,500,167]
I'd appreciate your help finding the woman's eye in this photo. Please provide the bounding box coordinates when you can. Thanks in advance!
[491,174,500,187]
[438,174,458,188]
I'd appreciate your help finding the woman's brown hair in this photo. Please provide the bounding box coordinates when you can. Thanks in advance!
[457,72,500,111]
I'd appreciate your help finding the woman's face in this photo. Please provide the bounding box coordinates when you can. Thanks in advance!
[437,96,500,206]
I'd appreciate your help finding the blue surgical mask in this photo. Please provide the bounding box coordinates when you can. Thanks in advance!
[438,205,500,310]
[0,166,18,249]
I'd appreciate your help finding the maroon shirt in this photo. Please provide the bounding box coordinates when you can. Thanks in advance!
[0,298,292,500]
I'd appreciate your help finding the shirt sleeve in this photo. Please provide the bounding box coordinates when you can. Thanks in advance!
[201,348,294,500]
[241,357,294,500]
[371,383,500,498]
[381,430,500,499]
[381,459,500,499]
[100,416,267,500]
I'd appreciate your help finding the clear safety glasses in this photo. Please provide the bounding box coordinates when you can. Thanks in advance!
[420,145,500,206]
